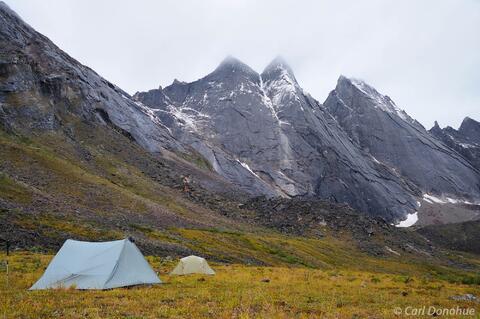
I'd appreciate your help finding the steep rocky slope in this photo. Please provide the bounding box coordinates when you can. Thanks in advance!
[418,219,480,255]
[135,57,420,221]
[430,117,480,170]
[324,76,480,203]
[0,2,182,153]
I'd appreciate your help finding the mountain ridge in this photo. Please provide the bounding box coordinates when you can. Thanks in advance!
[136,57,423,221]
[324,75,480,201]
[430,117,480,171]
[136,59,480,224]
[1,0,479,227]
[0,0,185,154]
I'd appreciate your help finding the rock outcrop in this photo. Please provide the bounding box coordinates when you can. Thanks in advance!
[429,117,480,170]
[0,2,181,153]
[324,76,480,202]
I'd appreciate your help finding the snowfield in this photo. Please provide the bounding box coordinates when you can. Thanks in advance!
[396,211,418,228]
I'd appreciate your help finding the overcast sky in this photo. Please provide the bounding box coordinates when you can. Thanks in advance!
[7,0,480,128]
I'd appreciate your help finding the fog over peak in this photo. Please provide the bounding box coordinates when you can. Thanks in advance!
[7,0,480,128]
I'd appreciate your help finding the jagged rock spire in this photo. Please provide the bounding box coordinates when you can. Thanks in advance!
[261,56,297,84]
[214,56,258,76]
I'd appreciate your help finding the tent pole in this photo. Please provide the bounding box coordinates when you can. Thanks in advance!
[5,260,8,290]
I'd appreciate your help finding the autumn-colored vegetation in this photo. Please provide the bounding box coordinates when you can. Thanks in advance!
[0,252,479,319]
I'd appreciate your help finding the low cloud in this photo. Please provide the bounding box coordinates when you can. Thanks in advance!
[8,0,480,128]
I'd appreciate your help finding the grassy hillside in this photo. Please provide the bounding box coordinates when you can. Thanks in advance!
[0,123,256,253]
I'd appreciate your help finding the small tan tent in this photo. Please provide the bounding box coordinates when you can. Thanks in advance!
[170,255,215,275]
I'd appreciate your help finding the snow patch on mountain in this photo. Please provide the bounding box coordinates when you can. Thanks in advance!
[122,94,173,135]
[460,142,477,149]
[238,82,253,94]
[396,211,418,227]
[208,81,223,89]
[167,106,210,132]
[237,159,260,179]
[258,75,280,121]
[423,194,446,204]
[371,156,383,165]
[423,193,475,205]
[129,91,210,134]
[263,66,300,106]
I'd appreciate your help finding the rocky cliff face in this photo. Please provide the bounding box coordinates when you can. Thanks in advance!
[430,117,480,170]
[135,57,420,221]
[2,1,479,225]
[324,76,480,202]
[458,117,480,144]
[0,2,181,153]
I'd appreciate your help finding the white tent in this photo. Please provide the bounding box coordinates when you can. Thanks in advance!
[30,238,161,290]
[170,255,215,275]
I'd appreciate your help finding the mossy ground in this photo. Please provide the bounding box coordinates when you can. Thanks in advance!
[0,126,249,253]
[0,252,479,319]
